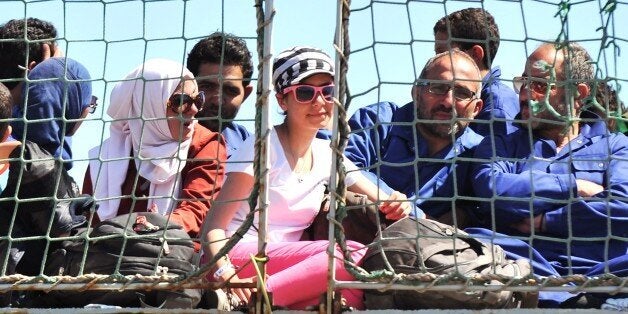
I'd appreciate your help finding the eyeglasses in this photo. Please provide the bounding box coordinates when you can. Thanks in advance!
[281,84,335,104]
[416,82,477,101]
[168,91,205,113]
[513,76,559,95]
[88,96,98,114]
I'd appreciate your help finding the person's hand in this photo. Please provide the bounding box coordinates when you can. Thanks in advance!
[41,43,63,61]
[378,191,411,220]
[576,179,604,197]
[510,215,543,234]
[226,276,256,307]
[216,268,256,306]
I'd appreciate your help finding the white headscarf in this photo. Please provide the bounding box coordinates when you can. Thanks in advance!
[88,58,196,220]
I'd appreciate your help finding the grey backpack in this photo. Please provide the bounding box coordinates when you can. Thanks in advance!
[361,217,538,309]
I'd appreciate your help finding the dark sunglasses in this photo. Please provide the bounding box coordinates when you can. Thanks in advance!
[88,96,98,114]
[282,84,335,104]
[512,76,561,95]
[168,91,205,113]
[416,82,476,101]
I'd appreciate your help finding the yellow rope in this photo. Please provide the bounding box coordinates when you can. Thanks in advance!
[250,253,272,313]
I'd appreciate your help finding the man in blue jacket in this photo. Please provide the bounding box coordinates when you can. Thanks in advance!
[345,49,484,222]
[469,42,628,307]
[434,8,519,137]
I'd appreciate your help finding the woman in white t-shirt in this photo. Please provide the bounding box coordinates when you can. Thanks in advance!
[203,46,411,310]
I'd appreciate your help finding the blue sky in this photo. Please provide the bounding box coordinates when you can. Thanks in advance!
[0,0,626,185]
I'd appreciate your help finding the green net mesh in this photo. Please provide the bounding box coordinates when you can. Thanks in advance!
[0,0,625,310]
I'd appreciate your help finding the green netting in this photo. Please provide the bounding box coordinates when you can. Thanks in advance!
[330,0,627,299]
[0,0,625,312]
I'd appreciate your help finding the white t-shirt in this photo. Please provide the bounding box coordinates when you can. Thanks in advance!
[225,127,359,242]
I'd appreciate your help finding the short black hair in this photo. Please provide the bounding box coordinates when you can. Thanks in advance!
[187,32,253,87]
[0,18,57,90]
[434,8,499,69]
[0,82,12,136]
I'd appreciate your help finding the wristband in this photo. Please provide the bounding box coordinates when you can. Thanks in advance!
[213,262,235,280]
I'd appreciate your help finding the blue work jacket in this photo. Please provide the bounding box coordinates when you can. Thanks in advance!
[345,101,484,218]
[471,67,520,137]
[471,119,628,266]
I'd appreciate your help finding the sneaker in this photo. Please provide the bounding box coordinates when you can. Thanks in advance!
[601,298,628,311]
[205,289,239,311]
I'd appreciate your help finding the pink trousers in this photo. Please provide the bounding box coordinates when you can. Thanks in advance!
[227,240,366,310]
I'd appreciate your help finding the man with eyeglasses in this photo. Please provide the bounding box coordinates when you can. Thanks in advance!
[434,8,519,137]
[344,50,484,223]
[186,32,253,158]
[468,42,628,307]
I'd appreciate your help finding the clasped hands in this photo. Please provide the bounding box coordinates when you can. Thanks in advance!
[510,179,604,234]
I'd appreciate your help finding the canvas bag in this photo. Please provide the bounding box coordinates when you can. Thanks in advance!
[302,191,395,244]
[361,217,538,309]
[33,212,201,309]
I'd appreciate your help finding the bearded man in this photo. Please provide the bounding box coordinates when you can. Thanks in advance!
[345,49,484,223]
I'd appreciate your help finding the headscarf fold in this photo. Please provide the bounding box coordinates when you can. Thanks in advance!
[89,58,195,220]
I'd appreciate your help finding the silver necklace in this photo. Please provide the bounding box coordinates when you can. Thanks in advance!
[286,148,309,183]
[280,125,310,183]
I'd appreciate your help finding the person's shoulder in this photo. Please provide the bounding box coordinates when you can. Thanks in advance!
[193,123,222,140]
[606,131,628,149]
[483,69,518,108]
[476,127,529,151]
[312,137,333,151]
[484,67,516,92]
[189,123,225,156]
[459,127,485,148]
[488,80,517,99]
[355,101,403,115]
[4,140,60,182]
[350,101,410,125]
[221,122,251,153]
[311,137,335,168]
[225,122,251,140]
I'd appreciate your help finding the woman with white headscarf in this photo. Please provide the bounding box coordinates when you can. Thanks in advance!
[84,58,226,241]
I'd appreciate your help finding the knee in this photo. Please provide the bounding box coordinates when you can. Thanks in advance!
[345,240,367,252]
[334,240,367,263]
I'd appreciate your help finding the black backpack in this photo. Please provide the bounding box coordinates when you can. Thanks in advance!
[29,212,201,309]
[302,191,395,244]
[0,141,88,277]
[361,217,538,309]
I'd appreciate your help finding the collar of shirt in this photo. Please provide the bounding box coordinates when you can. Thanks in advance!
[221,122,251,158]
[532,119,608,158]
[482,66,502,91]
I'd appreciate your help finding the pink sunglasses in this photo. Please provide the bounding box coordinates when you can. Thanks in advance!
[281,84,335,104]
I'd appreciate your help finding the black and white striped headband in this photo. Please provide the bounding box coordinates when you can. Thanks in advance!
[272,46,335,92]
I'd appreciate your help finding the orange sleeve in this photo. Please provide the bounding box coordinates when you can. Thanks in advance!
[169,125,226,241]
